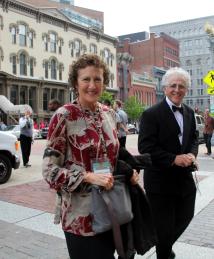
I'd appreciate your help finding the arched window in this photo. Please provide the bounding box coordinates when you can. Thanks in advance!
[51,59,57,80]
[20,53,27,75]
[19,24,26,46]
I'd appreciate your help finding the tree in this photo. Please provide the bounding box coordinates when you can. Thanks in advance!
[99,91,114,104]
[124,96,145,122]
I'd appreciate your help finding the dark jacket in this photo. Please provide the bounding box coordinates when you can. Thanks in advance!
[115,147,156,257]
[138,99,198,195]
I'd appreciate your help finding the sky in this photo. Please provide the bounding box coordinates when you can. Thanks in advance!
[75,0,214,37]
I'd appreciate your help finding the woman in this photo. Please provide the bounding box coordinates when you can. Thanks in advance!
[42,54,139,259]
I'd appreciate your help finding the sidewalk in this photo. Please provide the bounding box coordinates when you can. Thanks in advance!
[0,137,214,258]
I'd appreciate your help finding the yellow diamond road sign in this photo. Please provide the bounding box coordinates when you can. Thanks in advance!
[203,71,214,88]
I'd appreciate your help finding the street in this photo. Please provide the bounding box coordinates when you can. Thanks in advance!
[0,135,214,258]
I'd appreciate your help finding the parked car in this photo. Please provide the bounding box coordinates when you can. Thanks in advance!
[0,131,20,184]
[127,124,138,134]
[3,125,41,140]
[195,114,205,144]
[40,127,49,139]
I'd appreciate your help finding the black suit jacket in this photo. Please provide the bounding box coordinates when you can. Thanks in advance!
[138,99,198,195]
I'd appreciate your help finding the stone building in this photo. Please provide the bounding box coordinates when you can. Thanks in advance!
[150,16,214,111]
[0,0,117,123]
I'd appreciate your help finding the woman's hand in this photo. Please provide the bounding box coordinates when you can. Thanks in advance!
[83,172,114,190]
[130,170,139,185]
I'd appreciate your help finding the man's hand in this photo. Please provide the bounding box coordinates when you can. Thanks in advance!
[174,154,194,167]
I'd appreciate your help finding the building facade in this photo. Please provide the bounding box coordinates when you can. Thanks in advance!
[150,16,214,111]
[0,0,117,123]
[117,32,179,105]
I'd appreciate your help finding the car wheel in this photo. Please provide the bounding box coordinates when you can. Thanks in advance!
[0,154,12,184]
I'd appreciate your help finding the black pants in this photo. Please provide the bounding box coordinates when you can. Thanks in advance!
[20,134,32,166]
[119,136,127,148]
[147,190,196,259]
[203,133,212,154]
[64,231,115,259]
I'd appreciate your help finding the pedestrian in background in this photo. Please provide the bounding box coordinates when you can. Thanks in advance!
[42,54,139,259]
[113,99,129,148]
[103,99,111,108]
[203,108,214,156]
[0,120,6,130]
[48,99,61,112]
[138,67,198,259]
[19,110,33,167]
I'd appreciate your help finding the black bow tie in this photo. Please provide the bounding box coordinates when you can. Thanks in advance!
[172,105,183,114]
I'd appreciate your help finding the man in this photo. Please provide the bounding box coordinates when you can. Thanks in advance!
[48,99,61,112]
[0,120,6,130]
[138,67,198,259]
[203,108,214,155]
[19,110,34,167]
[113,100,129,147]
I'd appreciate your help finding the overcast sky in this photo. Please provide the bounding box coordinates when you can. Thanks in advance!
[75,0,214,37]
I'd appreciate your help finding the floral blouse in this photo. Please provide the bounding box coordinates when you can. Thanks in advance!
[42,101,119,236]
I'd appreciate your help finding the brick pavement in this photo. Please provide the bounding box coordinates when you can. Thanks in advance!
[179,199,214,249]
[0,180,55,213]
[0,220,69,259]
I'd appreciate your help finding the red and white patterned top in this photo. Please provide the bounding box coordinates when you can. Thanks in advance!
[42,101,119,236]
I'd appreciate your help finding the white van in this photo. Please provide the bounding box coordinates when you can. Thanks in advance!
[0,131,20,183]
[195,114,204,144]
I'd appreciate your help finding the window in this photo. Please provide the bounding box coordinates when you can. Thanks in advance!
[74,40,81,57]
[19,24,26,46]
[12,56,16,74]
[51,59,57,80]
[58,39,63,54]
[51,89,57,100]
[104,49,110,65]
[11,27,16,44]
[29,87,36,111]
[10,85,18,105]
[58,90,64,104]
[20,86,27,104]
[43,88,50,111]
[29,31,33,48]
[20,53,27,75]
[50,33,56,53]
[30,58,34,77]
[44,35,48,51]
[59,64,63,81]
[90,44,97,54]
[44,61,49,78]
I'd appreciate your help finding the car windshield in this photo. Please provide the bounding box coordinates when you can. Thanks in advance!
[4,125,16,131]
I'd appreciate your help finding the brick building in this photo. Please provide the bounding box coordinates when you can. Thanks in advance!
[117,32,180,105]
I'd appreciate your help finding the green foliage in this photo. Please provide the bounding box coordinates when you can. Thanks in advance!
[99,91,114,104]
[124,96,145,121]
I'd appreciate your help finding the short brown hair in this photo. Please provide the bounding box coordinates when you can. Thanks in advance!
[69,54,110,94]
[115,99,122,107]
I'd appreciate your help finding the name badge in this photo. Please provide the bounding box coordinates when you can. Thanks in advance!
[91,157,111,174]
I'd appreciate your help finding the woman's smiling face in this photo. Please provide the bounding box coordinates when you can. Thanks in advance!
[77,66,104,110]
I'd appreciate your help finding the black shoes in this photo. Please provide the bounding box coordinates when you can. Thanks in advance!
[169,250,176,259]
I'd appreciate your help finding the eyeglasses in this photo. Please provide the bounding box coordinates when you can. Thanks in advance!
[168,84,187,90]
